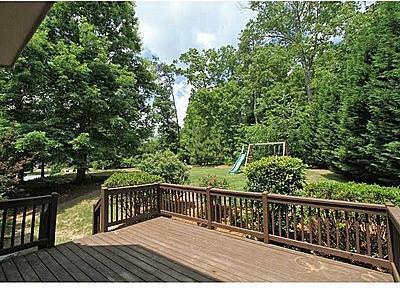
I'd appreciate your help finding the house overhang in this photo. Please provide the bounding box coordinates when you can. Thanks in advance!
[0,2,53,68]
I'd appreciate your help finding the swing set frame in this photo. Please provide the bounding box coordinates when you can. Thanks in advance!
[242,141,287,167]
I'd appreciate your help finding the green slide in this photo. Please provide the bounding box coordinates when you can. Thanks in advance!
[229,153,246,174]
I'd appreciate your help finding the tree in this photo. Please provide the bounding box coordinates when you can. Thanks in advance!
[1,2,156,182]
[15,131,59,178]
[241,1,354,100]
[151,60,180,153]
[334,2,400,183]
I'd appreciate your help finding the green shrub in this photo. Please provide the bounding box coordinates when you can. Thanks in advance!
[244,156,306,194]
[200,175,228,189]
[49,162,64,176]
[138,150,189,184]
[102,171,162,188]
[298,181,400,206]
[0,176,23,199]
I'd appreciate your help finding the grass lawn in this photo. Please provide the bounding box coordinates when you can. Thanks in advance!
[188,165,348,190]
[21,165,347,245]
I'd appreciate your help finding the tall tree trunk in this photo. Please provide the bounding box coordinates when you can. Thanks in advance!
[17,170,24,184]
[40,161,45,178]
[253,91,258,124]
[75,151,87,183]
[304,67,313,101]
[171,84,180,138]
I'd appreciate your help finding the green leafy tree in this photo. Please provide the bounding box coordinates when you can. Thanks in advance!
[1,2,156,182]
[15,131,59,178]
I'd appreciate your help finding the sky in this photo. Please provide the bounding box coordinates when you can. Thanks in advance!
[135,1,255,126]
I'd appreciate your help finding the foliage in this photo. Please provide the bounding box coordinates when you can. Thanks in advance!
[102,171,162,188]
[151,60,180,153]
[138,150,189,184]
[333,2,400,184]
[176,2,400,186]
[0,2,157,183]
[244,156,306,194]
[199,175,228,189]
[298,181,400,206]
[0,176,23,199]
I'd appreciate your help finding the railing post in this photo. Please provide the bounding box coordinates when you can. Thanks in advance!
[47,192,58,247]
[92,204,97,235]
[262,192,269,244]
[206,186,212,229]
[100,188,109,233]
[386,203,395,263]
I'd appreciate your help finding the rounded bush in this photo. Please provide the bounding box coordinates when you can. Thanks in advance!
[102,171,162,188]
[244,156,306,194]
[138,150,189,184]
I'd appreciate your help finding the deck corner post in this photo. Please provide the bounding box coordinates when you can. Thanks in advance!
[206,186,212,229]
[100,187,109,233]
[262,192,270,244]
[47,192,58,248]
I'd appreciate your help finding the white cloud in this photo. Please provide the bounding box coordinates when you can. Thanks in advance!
[196,32,216,49]
[135,1,255,123]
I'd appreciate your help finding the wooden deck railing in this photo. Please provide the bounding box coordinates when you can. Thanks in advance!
[93,183,399,279]
[93,184,159,233]
[387,204,400,281]
[0,193,58,256]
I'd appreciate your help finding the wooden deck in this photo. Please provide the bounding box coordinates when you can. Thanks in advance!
[0,216,394,282]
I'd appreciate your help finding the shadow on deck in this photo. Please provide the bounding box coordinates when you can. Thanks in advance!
[0,217,394,282]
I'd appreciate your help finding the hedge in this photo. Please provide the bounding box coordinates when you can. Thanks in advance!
[298,181,400,206]
[102,171,162,188]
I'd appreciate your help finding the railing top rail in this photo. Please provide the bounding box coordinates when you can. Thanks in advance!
[268,193,387,213]
[0,193,56,209]
[106,183,159,192]
[160,183,207,192]
[210,188,262,199]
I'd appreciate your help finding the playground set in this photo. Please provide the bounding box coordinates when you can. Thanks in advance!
[229,141,287,174]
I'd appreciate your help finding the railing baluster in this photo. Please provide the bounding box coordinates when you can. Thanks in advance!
[0,209,6,249]
[366,213,371,256]
[285,205,289,238]
[10,207,17,247]
[308,207,313,244]
[271,203,275,235]
[325,209,330,247]
[278,205,282,237]
[335,210,339,249]
[377,214,383,258]
[245,199,249,229]
[355,212,360,254]
[317,208,321,245]
[345,211,350,252]
[30,205,36,242]
[300,206,304,241]
[256,201,260,232]
[21,206,27,245]
[110,194,114,223]
[293,205,297,240]
[239,198,243,228]
[115,194,119,222]
[224,196,227,225]
[233,198,237,227]
[250,200,254,231]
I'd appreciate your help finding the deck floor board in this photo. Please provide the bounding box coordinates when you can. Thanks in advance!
[0,216,394,282]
